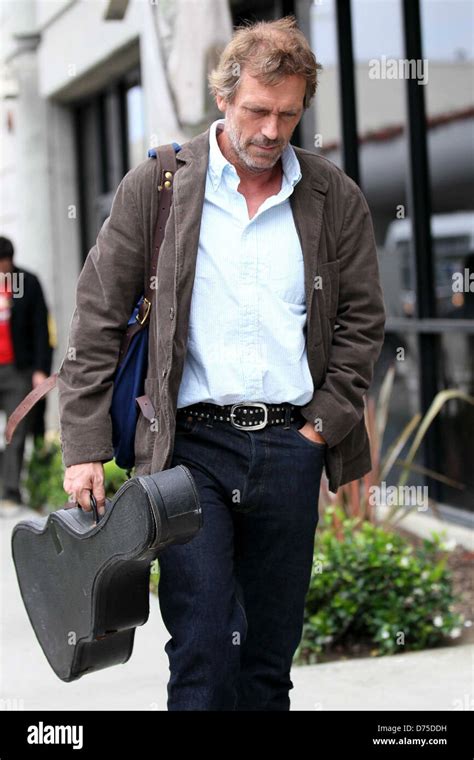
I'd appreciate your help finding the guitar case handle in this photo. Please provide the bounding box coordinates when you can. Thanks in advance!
[77,491,102,524]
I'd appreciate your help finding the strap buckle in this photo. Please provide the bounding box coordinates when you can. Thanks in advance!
[230,402,268,430]
[136,297,151,326]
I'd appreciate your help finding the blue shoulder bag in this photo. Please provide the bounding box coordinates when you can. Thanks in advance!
[110,142,181,472]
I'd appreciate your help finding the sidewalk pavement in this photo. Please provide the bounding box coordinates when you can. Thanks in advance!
[1,507,472,711]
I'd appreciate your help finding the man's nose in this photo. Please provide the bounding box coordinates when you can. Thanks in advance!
[261,116,279,142]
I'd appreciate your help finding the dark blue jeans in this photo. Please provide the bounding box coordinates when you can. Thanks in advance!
[156,410,326,711]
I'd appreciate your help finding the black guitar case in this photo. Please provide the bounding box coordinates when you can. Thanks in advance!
[11,464,202,682]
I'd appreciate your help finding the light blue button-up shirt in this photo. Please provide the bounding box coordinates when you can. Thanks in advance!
[176,118,314,408]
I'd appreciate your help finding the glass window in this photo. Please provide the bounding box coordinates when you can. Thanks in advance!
[420,0,474,319]
[75,71,144,262]
[437,332,474,510]
[310,0,342,167]
[372,337,425,496]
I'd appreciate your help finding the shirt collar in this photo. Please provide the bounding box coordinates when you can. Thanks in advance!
[208,117,302,192]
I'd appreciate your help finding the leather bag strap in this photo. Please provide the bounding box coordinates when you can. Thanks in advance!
[117,144,178,364]
[5,373,58,444]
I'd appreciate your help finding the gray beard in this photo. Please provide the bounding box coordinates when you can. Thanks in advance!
[224,118,283,172]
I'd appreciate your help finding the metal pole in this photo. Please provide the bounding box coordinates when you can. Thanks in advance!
[335,0,360,184]
[402,0,441,501]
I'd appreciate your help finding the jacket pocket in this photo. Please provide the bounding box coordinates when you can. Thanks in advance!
[319,260,340,319]
[337,415,369,462]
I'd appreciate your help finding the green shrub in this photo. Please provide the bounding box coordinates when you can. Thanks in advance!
[25,434,129,511]
[25,436,66,510]
[295,506,464,663]
[150,558,160,595]
[102,459,130,496]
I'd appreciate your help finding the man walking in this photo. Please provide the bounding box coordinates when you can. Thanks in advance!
[58,16,385,709]
[0,237,51,510]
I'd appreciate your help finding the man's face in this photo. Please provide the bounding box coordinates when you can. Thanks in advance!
[216,70,305,171]
[0,258,13,275]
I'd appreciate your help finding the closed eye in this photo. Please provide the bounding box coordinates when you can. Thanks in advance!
[246,107,297,117]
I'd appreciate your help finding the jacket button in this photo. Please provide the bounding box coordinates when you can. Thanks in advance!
[162,368,167,377]
[169,307,174,319]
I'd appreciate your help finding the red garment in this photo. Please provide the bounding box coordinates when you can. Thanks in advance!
[0,280,15,364]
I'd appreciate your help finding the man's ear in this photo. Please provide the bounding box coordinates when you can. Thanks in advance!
[215,94,227,114]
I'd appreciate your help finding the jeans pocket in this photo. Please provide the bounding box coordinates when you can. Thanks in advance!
[289,421,327,450]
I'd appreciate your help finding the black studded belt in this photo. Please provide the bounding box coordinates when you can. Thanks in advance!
[176,401,302,430]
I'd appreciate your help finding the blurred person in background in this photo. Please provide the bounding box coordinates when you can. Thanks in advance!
[0,236,52,511]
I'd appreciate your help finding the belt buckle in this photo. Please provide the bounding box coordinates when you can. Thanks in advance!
[230,402,268,430]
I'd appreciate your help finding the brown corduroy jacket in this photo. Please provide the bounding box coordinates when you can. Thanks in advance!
[56,126,386,492]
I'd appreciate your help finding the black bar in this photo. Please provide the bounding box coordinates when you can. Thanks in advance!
[281,0,296,15]
[118,80,129,176]
[386,318,474,334]
[0,709,470,755]
[402,0,442,500]
[97,94,108,195]
[335,0,360,184]
[73,106,87,266]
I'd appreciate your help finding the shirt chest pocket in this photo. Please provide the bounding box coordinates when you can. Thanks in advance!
[268,247,306,305]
